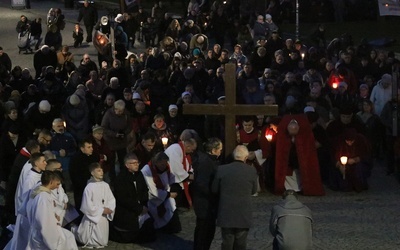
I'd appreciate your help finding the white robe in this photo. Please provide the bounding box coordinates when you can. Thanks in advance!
[14,161,33,215]
[141,164,177,229]
[164,143,192,185]
[5,170,42,250]
[75,180,116,248]
[51,184,70,225]
[26,188,78,250]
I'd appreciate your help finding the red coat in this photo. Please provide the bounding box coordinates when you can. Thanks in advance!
[274,114,325,196]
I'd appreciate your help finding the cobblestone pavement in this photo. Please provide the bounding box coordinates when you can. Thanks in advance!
[90,159,400,250]
[0,1,400,249]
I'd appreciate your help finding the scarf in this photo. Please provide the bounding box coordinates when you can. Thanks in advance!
[20,147,31,158]
[148,161,171,218]
[148,160,171,190]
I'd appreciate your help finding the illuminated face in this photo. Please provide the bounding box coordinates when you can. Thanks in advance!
[35,156,47,171]
[287,120,299,136]
[169,108,178,117]
[92,130,103,141]
[242,120,254,133]
[142,139,155,152]
[125,159,140,173]
[182,94,192,104]
[8,109,18,120]
[52,122,65,134]
[114,107,124,116]
[124,92,132,101]
[106,95,115,106]
[91,167,104,180]
[39,134,52,146]
[211,142,223,157]
[81,142,93,156]
[154,118,165,129]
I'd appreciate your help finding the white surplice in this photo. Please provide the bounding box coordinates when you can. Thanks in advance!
[14,161,33,215]
[75,180,116,248]
[164,143,192,185]
[141,164,177,229]
[26,187,78,250]
[5,170,41,250]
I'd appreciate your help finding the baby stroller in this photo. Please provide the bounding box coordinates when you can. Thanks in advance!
[17,30,37,54]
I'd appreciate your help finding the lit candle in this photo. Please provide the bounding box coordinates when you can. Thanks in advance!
[265,129,273,142]
[332,82,338,89]
[340,156,347,180]
[63,121,66,128]
[301,53,305,60]
[162,137,168,146]
[340,156,348,165]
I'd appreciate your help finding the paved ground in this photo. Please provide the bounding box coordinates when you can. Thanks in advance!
[1,1,400,249]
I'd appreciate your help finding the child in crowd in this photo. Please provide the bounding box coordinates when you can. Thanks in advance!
[73,23,84,48]
[73,163,116,248]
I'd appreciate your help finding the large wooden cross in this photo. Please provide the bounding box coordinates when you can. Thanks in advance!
[183,63,279,156]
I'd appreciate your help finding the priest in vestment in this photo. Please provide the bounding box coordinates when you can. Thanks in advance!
[141,152,182,233]
[275,114,325,196]
[164,134,197,208]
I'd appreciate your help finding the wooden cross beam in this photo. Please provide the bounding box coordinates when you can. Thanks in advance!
[183,63,279,156]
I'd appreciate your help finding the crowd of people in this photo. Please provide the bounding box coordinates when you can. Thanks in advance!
[0,0,399,249]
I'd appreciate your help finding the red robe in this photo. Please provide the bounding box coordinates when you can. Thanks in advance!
[275,114,325,196]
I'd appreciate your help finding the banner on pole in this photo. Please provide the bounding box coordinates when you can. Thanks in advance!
[378,0,400,16]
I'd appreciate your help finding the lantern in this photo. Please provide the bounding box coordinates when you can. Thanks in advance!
[93,30,110,55]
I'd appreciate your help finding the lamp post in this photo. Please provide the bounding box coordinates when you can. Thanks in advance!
[296,0,299,40]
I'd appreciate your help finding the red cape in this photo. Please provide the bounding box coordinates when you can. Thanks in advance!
[274,114,325,196]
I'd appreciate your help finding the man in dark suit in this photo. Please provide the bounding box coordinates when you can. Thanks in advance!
[192,138,223,250]
[212,145,258,250]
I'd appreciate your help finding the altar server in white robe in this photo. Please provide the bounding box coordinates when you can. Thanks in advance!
[74,162,116,248]
[26,171,78,250]
[141,152,182,233]
[5,152,47,250]
[15,150,55,216]
[45,159,79,225]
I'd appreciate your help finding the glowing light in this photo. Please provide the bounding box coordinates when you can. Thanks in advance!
[340,156,348,165]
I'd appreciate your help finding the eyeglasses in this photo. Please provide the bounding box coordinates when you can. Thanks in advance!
[128,161,140,165]
[84,57,90,60]
[40,137,52,143]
